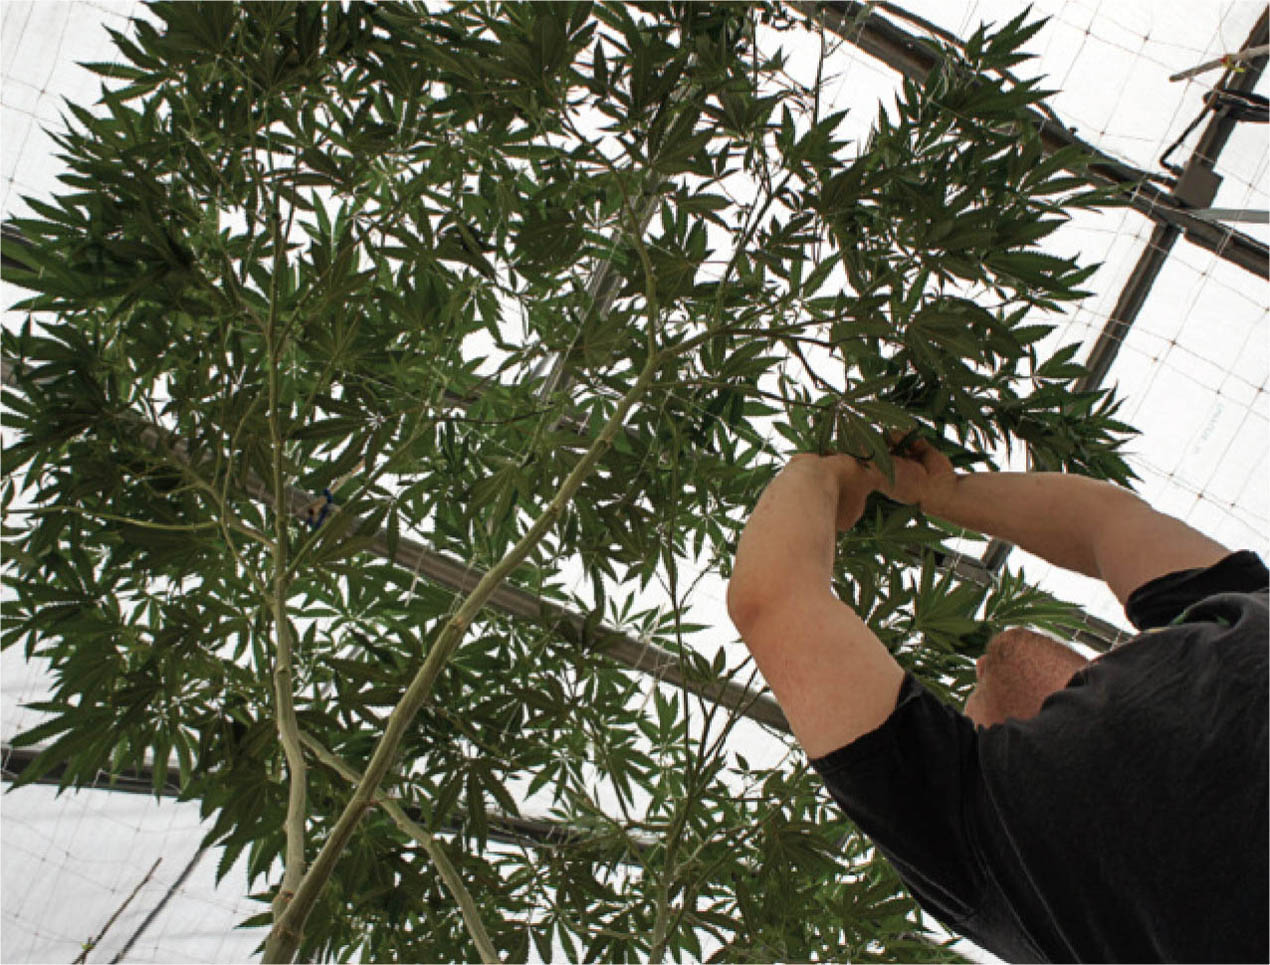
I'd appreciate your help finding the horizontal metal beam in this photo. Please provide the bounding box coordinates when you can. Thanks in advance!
[0,347,793,731]
[3,742,948,957]
[1188,208,1270,225]
[1,340,1122,733]
[1170,43,1270,82]
[794,0,1269,281]
[1,222,29,271]
[0,743,650,858]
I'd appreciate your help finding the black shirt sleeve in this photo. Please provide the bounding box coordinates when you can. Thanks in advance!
[1124,550,1269,631]
[809,674,984,929]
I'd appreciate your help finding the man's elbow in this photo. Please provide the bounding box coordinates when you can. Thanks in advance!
[726,578,762,634]
[727,576,783,636]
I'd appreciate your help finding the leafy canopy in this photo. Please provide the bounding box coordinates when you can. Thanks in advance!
[2,2,1136,961]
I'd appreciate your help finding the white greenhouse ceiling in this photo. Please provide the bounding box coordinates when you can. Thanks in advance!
[2,2,1266,963]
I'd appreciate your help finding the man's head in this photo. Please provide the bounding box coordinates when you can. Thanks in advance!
[964,627,1091,728]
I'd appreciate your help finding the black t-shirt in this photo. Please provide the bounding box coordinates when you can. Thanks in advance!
[811,550,1269,963]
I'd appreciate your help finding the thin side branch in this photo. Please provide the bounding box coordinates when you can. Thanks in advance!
[299,732,501,965]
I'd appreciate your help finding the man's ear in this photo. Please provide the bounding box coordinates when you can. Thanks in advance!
[963,687,989,728]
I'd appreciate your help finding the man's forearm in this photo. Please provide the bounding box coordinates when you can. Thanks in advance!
[922,472,1123,577]
[727,457,839,621]
[923,471,1230,601]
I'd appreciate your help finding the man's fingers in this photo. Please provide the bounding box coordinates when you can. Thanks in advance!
[884,428,926,455]
[908,437,935,457]
[909,438,955,474]
[884,428,911,450]
[882,430,951,471]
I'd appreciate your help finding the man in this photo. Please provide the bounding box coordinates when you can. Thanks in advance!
[726,437,1268,963]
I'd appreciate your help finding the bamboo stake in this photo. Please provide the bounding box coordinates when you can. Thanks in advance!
[73,857,161,964]
[1170,44,1269,82]
[109,849,208,964]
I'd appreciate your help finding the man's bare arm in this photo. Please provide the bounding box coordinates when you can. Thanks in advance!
[898,441,1232,605]
[727,455,904,757]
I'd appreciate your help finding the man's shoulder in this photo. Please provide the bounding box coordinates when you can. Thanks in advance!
[1093,584,1268,680]
[1124,549,1268,631]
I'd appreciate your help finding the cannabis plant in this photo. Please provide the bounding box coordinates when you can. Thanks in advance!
[2,2,1136,961]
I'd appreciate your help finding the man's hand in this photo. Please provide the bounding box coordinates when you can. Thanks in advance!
[871,436,957,511]
[800,435,959,531]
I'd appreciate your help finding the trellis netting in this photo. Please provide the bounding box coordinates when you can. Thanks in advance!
[2,2,1266,963]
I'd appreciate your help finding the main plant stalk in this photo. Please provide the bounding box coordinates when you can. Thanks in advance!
[263,347,670,963]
